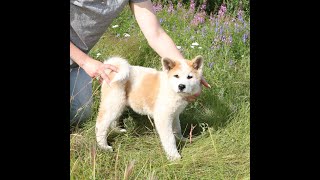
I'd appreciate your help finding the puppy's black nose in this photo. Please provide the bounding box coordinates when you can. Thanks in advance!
[178,84,186,91]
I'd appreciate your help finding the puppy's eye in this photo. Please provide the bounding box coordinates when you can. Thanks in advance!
[187,75,193,79]
[174,75,179,78]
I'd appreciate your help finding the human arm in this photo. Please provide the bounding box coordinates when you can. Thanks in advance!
[129,0,183,60]
[70,42,118,83]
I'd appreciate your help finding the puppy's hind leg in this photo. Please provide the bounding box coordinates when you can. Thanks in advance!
[95,86,126,151]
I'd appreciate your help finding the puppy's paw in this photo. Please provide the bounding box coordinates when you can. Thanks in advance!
[98,144,113,152]
[168,154,181,161]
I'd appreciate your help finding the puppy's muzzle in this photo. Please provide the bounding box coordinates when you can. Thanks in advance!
[178,84,186,91]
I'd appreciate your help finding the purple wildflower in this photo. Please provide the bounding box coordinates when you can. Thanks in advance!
[224,21,230,31]
[218,4,227,18]
[159,18,164,24]
[215,19,219,27]
[208,62,214,69]
[220,26,223,35]
[200,0,207,11]
[168,1,174,13]
[228,36,232,44]
[189,0,195,13]
[153,3,163,13]
[229,60,234,66]
[215,27,218,33]
[191,11,206,26]
[237,10,244,22]
[243,34,248,43]
[221,35,226,42]
[201,27,206,37]
[178,1,183,9]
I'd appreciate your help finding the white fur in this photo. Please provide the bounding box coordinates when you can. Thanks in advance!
[95,56,203,161]
[103,57,130,84]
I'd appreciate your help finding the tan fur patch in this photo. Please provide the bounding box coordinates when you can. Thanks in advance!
[97,85,111,123]
[125,80,132,98]
[168,61,181,77]
[186,60,201,79]
[127,74,160,111]
[186,60,193,67]
[97,106,107,123]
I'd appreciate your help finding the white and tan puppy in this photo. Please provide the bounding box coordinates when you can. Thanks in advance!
[95,55,204,161]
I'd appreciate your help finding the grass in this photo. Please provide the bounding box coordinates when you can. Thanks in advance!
[71,3,250,180]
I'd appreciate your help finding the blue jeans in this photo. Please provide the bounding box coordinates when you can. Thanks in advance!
[70,66,93,125]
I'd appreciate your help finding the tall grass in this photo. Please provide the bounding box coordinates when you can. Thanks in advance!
[71,1,250,179]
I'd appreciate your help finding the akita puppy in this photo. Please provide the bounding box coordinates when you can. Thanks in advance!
[95,55,204,161]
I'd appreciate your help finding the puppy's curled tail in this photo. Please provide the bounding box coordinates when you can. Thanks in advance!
[103,56,130,85]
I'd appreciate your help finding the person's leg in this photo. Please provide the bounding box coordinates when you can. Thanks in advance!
[70,67,93,126]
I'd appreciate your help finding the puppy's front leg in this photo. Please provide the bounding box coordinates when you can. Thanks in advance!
[154,114,181,161]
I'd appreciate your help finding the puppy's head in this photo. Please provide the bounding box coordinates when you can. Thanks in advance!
[161,55,204,96]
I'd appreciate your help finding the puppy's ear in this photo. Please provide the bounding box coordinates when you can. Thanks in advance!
[192,55,204,70]
[161,57,176,71]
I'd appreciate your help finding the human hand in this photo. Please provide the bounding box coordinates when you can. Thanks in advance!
[82,57,118,84]
[184,76,211,102]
